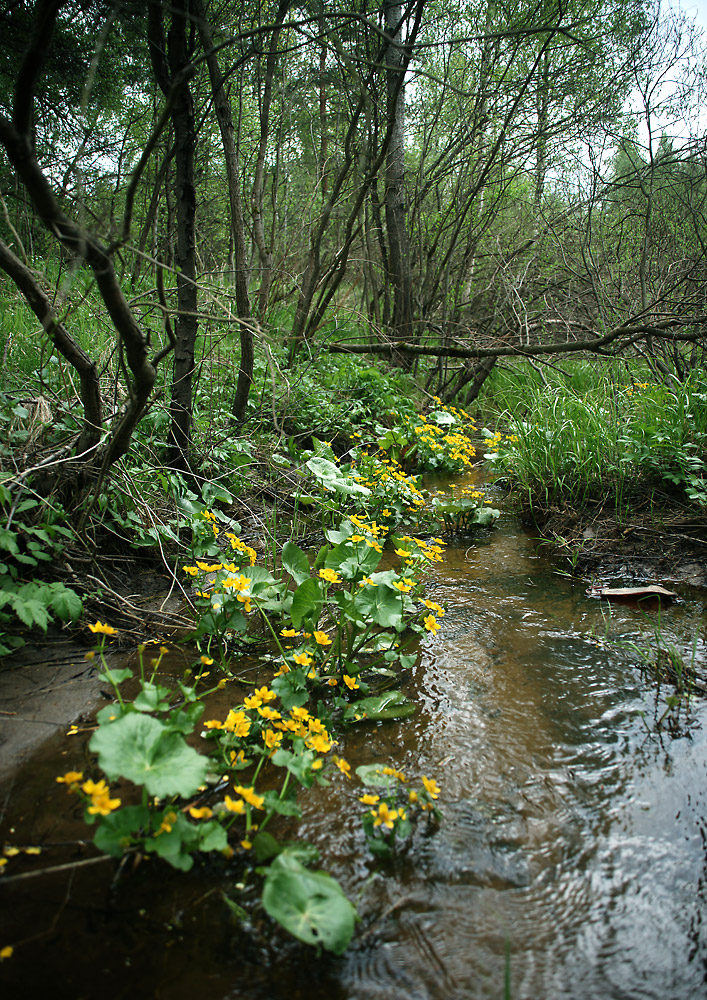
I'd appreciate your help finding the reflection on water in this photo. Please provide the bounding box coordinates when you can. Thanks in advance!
[297,501,707,1000]
[1,490,706,1000]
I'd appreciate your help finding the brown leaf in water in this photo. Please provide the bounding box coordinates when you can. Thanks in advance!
[586,585,677,602]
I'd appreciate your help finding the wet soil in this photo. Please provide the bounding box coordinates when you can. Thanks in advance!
[527,502,707,589]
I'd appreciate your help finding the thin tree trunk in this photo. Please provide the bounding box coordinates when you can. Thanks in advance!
[251,0,290,319]
[148,0,197,472]
[194,0,253,424]
[384,1,413,365]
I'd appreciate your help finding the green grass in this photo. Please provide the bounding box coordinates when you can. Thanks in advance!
[483,363,707,511]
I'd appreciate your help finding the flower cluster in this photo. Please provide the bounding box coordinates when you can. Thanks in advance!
[56,771,121,817]
[358,765,442,855]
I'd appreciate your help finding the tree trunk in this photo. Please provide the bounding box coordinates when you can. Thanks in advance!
[194,0,253,425]
[251,0,289,319]
[384,1,413,365]
[148,0,197,472]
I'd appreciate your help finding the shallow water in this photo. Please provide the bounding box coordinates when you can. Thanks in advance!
[1,488,707,999]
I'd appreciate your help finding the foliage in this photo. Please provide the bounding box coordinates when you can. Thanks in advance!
[0,485,82,655]
[58,484,456,953]
[485,369,707,510]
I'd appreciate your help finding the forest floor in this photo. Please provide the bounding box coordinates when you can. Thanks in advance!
[532,503,707,589]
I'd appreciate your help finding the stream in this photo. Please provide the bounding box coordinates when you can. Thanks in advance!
[1,481,707,999]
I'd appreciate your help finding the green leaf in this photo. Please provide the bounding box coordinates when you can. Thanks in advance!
[11,596,49,630]
[0,528,20,556]
[89,714,209,797]
[344,691,415,723]
[262,789,302,817]
[325,539,381,580]
[271,668,309,710]
[262,852,356,954]
[290,577,324,630]
[197,820,228,853]
[252,831,281,862]
[48,584,83,623]
[281,541,311,585]
[98,667,133,686]
[352,584,402,629]
[93,805,150,856]
[306,456,371,496]
[271,746,318,788]
[133,681,171,713]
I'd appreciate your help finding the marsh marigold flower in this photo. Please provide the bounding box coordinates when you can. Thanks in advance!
[233,785,265,810]
[422,776,441,799]
[423,614,440,634]
[88,621,118,636]
[56,771,84,786]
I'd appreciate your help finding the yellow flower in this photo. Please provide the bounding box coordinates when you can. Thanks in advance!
[358,576,377,587]
[82,778,121,816]
[243,693,263,709]
[88,621,118,636]
[372,802,399,830]
[422,776,441,799]
[334,756,351,779]
[280,628,300,637]
[313,630,332,646]
[293,651,313,667]
[393,580,412,592]
[0,946,13,960]
[343,674,359,690]
[409,790,419,804]
[56,771,84,786]
[257,705,281,721]
[350,534,365,543]
[200,655,214,666]
[157,811,178,834]
[382,766,406,782]
[233,785,265,810]
[254,686,276,703]
[291,706,311,721]
[224,795,246,814]
[395,548,410,558]
[188,806,213,820]
[319,567,341,584]
[327,678,338,686]
[182,565,199,576]
[359,793,380,805]
[423,614,440,634]
[306,732,333,754]
[262,729,283,750]
[223,710,251,737]
[203,719,224,730]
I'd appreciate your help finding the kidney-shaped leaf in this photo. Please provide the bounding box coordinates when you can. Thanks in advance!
[262,852,356,954]
[89,713,208,798]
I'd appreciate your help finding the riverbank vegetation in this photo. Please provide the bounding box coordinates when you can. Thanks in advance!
[1,0,707,958]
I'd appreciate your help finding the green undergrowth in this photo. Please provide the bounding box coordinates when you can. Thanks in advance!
[2,384,496,955]
[482,365,707,513]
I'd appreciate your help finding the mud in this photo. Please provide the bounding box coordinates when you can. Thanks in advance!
[530,504,707,589]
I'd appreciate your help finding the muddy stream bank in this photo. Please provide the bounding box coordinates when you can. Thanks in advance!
[1,480,707,999]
